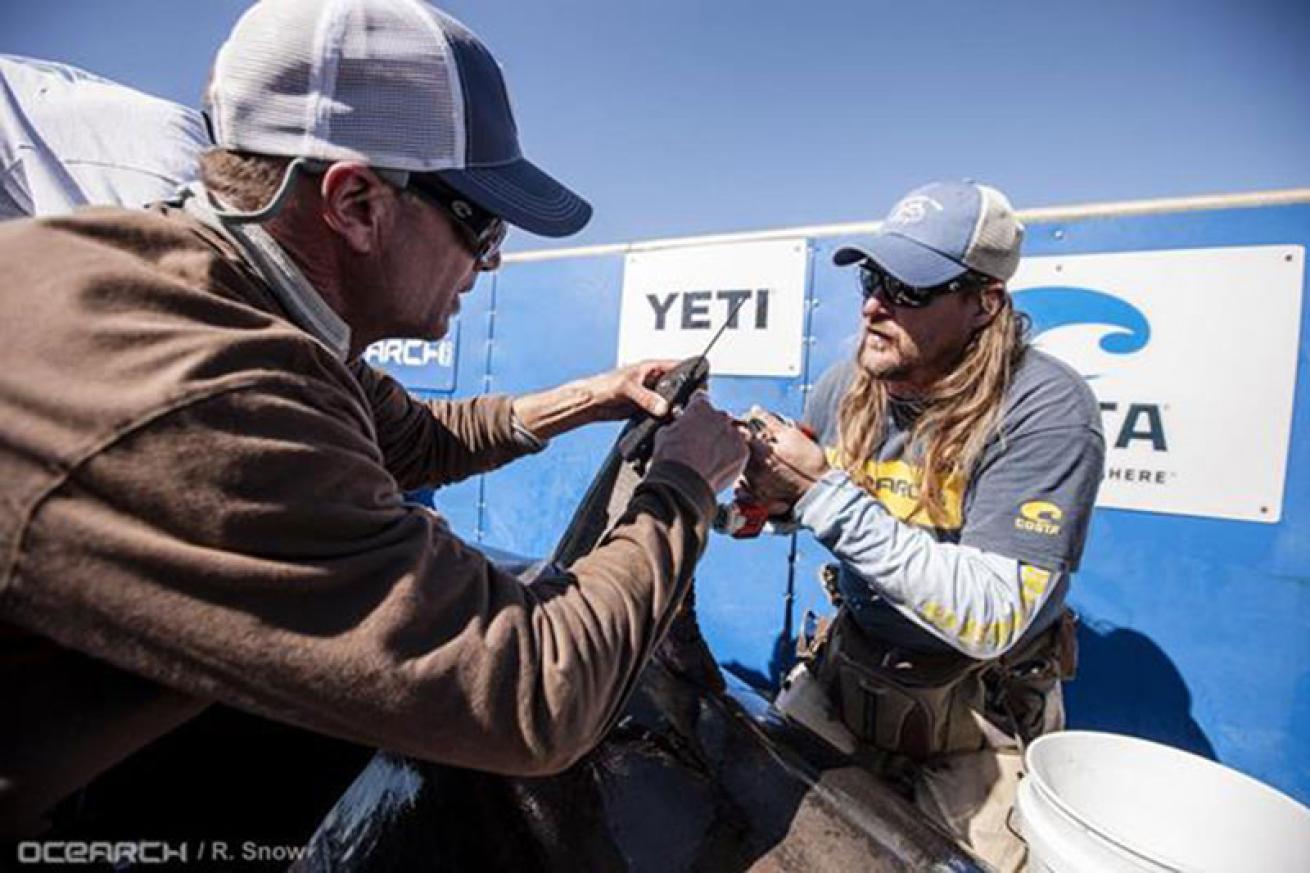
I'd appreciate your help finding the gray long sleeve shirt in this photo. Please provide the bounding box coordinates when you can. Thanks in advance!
[797,351,1104,659]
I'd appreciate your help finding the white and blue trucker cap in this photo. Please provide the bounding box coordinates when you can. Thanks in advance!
[206,0,590,237]
[833,181,1024,285]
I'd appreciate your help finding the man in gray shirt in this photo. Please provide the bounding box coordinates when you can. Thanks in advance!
[741,180,1103,871]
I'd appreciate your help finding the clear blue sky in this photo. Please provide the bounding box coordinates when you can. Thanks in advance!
[2,0,1307,251]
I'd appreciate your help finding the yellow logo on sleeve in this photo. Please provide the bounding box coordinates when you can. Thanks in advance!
[1020,564,1053,608]
[1016,501,1063,535]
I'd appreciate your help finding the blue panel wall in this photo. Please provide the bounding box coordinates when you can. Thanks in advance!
[407,271,496,539]
[398,200,1309,805]
[479,255,627,555]
[1014,203,1310,804]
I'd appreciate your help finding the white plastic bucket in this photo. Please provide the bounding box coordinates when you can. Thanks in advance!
[1015,731,1310,872]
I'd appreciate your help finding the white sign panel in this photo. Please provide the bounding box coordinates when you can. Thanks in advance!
[616,238,809,377]
[1011,245,1303,523]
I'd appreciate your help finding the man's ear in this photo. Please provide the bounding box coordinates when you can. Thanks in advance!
[972,282,1006,330]
[319,163,398,255]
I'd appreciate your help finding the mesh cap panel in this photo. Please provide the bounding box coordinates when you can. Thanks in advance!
[323,0,462,168]
[210,0,316,155]
[209,0,464,171]
[964,184,1024,281]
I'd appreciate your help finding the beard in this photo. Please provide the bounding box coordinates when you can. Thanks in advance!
[857,330,916,381]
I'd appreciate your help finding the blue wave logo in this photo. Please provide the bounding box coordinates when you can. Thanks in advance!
[1012,286,1151,378]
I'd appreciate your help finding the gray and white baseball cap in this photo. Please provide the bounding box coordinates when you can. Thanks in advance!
[834,181,1023,285]
[206,0,590,237]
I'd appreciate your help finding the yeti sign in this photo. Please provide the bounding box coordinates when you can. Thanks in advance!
[616,238,809,377]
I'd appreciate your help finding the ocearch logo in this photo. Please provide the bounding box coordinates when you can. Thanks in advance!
[1012,286,1151,379]
[364,338,456,370]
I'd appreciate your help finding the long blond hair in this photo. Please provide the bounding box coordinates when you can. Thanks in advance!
[835,292,1029,526]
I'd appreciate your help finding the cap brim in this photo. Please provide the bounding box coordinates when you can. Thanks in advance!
[833,233,968,287]
[437,157,591,238]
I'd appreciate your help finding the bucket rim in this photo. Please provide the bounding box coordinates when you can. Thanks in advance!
[1021,751,1185,872]
[1017,776,1181,873]
[1023,731,1310,872]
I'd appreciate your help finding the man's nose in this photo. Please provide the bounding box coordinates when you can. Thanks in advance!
[861,290,891,318]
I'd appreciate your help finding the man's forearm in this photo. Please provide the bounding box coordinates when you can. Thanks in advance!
[510,361,678,442]
[511,380,602,441]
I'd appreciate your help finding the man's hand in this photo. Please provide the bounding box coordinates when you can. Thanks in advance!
[739,407,830,507]
[511,359,678,441]
[577,359,680,422]
[652,395,748,494]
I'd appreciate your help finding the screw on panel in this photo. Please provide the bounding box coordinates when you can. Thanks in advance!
[1053,229,1065,240]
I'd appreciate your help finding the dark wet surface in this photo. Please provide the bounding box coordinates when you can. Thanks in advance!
[292,653,984,872]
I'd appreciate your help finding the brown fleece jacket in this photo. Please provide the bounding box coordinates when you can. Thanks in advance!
[0,206,713,837]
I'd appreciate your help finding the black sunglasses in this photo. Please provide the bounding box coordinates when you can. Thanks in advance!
[857,262,991,309]
[407,176,507,269]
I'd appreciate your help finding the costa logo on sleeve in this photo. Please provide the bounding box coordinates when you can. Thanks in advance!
[1016,500,1063,535]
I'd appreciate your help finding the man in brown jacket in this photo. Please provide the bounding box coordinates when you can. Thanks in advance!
[0,0,748,838]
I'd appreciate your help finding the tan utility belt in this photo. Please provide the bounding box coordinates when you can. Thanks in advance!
[796,602,1077,761]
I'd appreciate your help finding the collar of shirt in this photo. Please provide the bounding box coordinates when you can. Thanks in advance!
[179,182,351,361]
[887,393,927,429]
